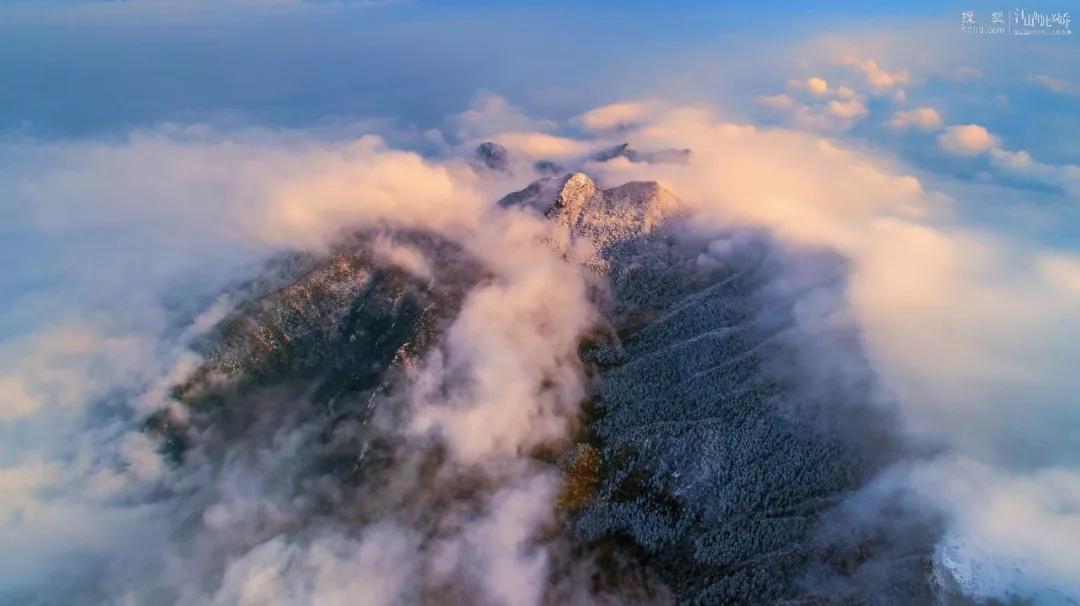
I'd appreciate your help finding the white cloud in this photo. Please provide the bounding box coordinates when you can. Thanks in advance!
[938,124,997,156]
[491,131,592,159]
[408,210,594,463]
[953,66,983,81]
[758,93,796,109]
[1028,74,1072,94]
[827,98,867,119]
[447,92,556,141]
[372,235,433,280]
[910,457,1080,601]
[0,376,39,421]
[0,325,150,422]
[759,92,868,132]
[988,147,1033,169]
[212,527,423,606]
[835,85,858,99]
[888,107,943,131]
[574,101,655,131]
[1039,254,1080,294]
[842,57,910,90]
[931,123,1080,195]
[803,76,829,95]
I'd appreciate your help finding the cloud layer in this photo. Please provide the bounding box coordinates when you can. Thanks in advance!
[1,14,1079,603]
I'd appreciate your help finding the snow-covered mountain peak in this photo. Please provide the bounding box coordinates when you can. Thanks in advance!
[501,172,682,256]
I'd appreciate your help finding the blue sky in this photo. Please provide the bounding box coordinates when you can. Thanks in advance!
[2,1,1073,138]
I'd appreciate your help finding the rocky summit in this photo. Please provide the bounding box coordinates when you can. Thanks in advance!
[500,172,682,273]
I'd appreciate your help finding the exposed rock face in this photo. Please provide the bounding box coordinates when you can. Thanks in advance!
[475,141,511,171]
[500,172,681,272]
[545,174,680,247]
[534,159,563,175]
[591,142,692,165]
[640,148,692,165]
[591,143,640,163]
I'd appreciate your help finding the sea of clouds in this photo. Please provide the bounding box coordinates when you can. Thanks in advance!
[1,3,1079,603]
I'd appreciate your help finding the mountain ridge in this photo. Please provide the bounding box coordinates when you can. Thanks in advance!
[151,172,946,604]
